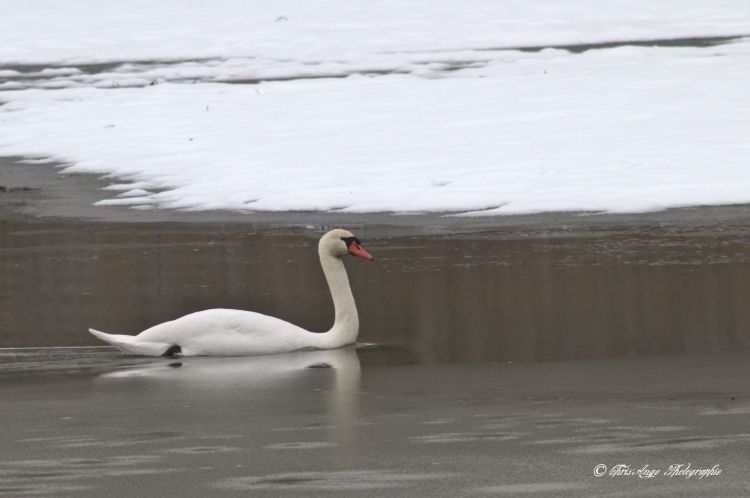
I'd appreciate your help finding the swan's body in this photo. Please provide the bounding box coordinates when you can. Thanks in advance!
[89,229,373,357]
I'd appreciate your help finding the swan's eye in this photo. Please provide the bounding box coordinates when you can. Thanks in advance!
[341,236,362,247]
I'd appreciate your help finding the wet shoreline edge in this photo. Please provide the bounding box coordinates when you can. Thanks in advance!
[4,155,750,239]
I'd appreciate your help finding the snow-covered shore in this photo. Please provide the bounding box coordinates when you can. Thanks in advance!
[1,1,748,215]
[1,0,748,65]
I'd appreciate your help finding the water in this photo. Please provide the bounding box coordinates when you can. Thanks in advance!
[2,347,749,496]
[3,217,750,496]
[2,218,750,364]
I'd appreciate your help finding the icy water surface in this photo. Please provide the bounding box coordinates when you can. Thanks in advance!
[2,348,750,496]
[3,218,750,496]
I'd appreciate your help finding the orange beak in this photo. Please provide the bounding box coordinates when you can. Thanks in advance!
[348,241,374,261]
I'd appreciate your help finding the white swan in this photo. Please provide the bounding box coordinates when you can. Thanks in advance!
[88,229,373,357]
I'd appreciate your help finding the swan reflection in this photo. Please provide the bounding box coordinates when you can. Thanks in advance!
[97,346,360,388]
[97,347,362,445]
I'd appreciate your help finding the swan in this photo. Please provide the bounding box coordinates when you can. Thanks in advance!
[88,229,373,357]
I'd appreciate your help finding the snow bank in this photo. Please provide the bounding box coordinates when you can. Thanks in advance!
[2,41,749,215]
[1,0,748,65]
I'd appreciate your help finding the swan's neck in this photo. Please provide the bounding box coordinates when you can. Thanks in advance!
[314,251,359,349]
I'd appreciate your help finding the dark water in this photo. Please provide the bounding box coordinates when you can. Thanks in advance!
[4,218,750,497]
[2,219,750,364]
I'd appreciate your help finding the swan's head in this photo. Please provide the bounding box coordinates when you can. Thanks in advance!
[320,229,374,261]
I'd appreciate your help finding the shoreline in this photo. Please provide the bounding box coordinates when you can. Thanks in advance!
[4,155,750,238]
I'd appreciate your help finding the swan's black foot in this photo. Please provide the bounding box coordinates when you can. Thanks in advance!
[307,362,332,369]
[162,345,182,358]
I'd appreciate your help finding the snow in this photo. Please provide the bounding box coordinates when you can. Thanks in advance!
[1,0,749,216]
[1,0,748,65]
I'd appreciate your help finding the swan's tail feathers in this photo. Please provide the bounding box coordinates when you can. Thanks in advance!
[88,328,174,357]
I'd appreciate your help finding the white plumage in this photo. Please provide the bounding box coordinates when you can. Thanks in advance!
[89,229,373,356]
